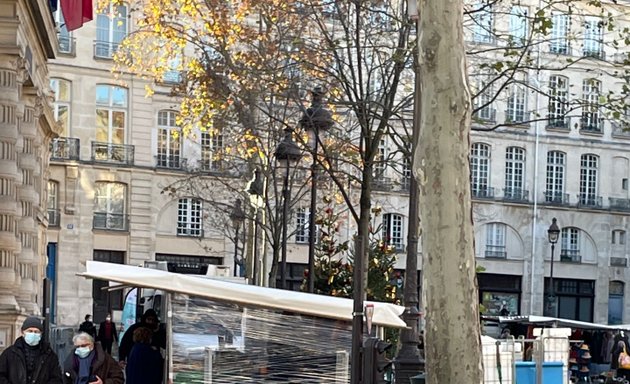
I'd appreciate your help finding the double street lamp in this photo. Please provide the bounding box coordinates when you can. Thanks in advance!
[546,217,560,316]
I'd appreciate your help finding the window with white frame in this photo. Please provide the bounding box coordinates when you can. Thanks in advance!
[474,73,496,122]
[96,85,127,144]
[47,180,59,226]
[505,147,525,199]
[548,76,569,128]
[550,13,570,54]
[579,154,598,205]
[374,138,387,177]
[472,2,494,44]
[94,182,127,230]
[613,230,626,245]
[383,213,404,251]
[485,223,506,258]
[470,143,490,197]
[581,79,602,131]
[156,110,181,168]
[177,198,202,237]
[201,132,224,171]
[50,79,71,136]
[561,227,581,262]
[508,6,528,44]
[545,151,566,203]
[583,17,603,58]
[402,153,412,190]
[506,81,527,123]
[95,4,128,58]
[53,10,72,54]
[295,208,310,243]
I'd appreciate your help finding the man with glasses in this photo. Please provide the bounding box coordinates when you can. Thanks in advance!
[62,332,123,384]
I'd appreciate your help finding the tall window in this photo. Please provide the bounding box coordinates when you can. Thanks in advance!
[96,85,127,144]
[613,230,626,245]
[470,143,490,197]
[550,13,570,54]
[47,181,60,227]
[472,2,494,44]
[201,132,224,171]
[545,151,566,203]
[561,227,581,262]
[548,76,569,128]
[581,79,602,131]
[609,281,624,325]
[505,147,525,199]
[95,4,128,58]
[50,79,71,136]
[583,17,603,58]
[508,6,528,44]
[383,213,404,251]
[53,10,72,54]
[93,182,127,230]
[485,223,506,258]
[402,153,412,190]
[156,110,181,168]
[177,198,202,237]
[474,74,496,122]
[295,208,310,244]
[506,81,527,123]
[374,138,387,177]
[579,154,598,205]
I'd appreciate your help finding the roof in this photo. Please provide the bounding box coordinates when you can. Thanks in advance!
[79,261,407,328]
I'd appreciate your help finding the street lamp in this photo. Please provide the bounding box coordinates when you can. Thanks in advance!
[230,199,246,277]
[546,217,560,316]
[274,128,303,289]
[299,86,333,293]
[247,169,264,285]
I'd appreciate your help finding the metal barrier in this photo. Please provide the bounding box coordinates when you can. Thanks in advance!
[48,326,76,366]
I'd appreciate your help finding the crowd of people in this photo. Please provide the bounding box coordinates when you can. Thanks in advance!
[0,309,165,384]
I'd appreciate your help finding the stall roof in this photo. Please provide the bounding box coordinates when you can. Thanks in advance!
[482,315,623,330]
[79,261,407,328]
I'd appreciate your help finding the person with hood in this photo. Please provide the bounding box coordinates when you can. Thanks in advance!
[96,314,117,355]
[0,316,63,384]
[118,309,166,364]
[78,315,97,340]
[62,332,123,384]
[125,327,163,384]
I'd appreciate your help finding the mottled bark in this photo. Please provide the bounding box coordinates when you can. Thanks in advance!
[415,0,483,383]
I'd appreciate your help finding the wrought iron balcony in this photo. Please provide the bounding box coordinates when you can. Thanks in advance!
[503,188,529,202]
[504,110,530,126]
[609,197,630,211]
[579,119,604,133]
[156,155,183,169]
[373,177,393,192]
[550,44,571,55]
[485,245,507,259]
[612,122,630,138]
[58,35,75,56]
[544,191,570,205]
[472,186,495,199]
[94,40,121,59]
[583,49,605,60]
[93,212,128,231]
[547,117,570,130]
[91,142,134,165]
[48,209,60,227]
[400,177,411,192]
[611,257,628,267]
[473,107,496,123]
[50,137,80,161]
[177,227,204,238]
[560,249,581,263]
[577,194,603,209]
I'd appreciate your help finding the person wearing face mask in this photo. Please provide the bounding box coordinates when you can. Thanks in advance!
[118,309,166,364]
[0,316,63,384]
[62,332,123,384]
[96,314,118,355]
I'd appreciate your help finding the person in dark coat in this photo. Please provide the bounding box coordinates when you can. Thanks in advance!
[118,309,166,363]
[78,315,97,340]
[62,332,123,384]
[0,316,63,384]
[125,327,163,384]
[96,314,118,355]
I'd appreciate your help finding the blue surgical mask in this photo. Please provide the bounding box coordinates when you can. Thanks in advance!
[75,347,91,359]
[23,332,41,346]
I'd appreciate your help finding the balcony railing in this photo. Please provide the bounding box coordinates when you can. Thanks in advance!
[472,186,495,199]
[547,117,570,130]
[50,137,80,161]
[583,49,605,60]
[503,188,529,202]
[400,177,411,192]
[560,249,581,263]
[57,35,75,55]
[48,209,60,227]
[579,119,604,133]
[612,122,630,138]
[611,257,628,267]
[577,194,603,209]
[373,177,393,192]
[473,107,497,123]
[94,40,121,59]
[609,197,630,211]
[91,142,134,165]
[156,155,183,169]
[93,212,128,231]
[550,43,571,55]
[504,110,530,126]
[544,191,570,205]
[485,245,507,259]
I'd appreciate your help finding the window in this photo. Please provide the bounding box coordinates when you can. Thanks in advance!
[472,2,494,44]
[547,278,594,322]
[504,147,525,199]
[177,198,202,237]
[95,4,128,59]
[613,230,626,245]
[93,182,127,230]
[579,154,599,206]
[548,76,569,128]
[47,181,60,227]
[506,81,527,123]
[623,178,629,191]
[53,9,73,54]
[201,132,224,171]
[470,143,490,197]
[508,6,528,44]
[545,151,566,203]
[561,227,581,262]
[50,79,71,136]
[382,213,404,251]
[485,223,506,258]
[163,54,183,83]
[402,153,412,190]
[96,85,127,144]
[581,79,602,131]
[295,208,310,244]
[609,281,624,325]
[374,138,387,177]
[156,110,181,168]
[550,13,570,54]
[583,17,603,58]
[473,73,496,122]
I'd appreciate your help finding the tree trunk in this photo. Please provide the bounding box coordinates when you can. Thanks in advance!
[416,0,483,383]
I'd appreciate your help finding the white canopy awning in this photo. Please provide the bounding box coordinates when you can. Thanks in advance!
[485,315,620,330]
[79,261,407,328]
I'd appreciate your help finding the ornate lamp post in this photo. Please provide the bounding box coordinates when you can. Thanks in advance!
[274,128,302,289]
[299,86,333,293]
[545,218,560,316]
[230,199,246,277]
